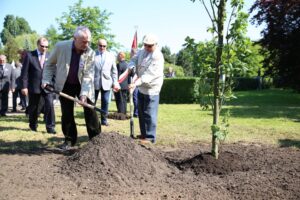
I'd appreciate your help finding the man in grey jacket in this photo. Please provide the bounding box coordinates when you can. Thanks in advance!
[12,62,27,112]
[94,39,120,126]
[42,26,101,150]
[0,55,15,116]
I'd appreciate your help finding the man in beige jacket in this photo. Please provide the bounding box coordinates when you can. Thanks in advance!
[42,26,101,150]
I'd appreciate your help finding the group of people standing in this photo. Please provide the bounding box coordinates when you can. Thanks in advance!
[1,26,165,150]
[0,54,29,117]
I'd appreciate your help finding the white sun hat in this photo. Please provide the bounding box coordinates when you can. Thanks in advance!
[143,33,158,45]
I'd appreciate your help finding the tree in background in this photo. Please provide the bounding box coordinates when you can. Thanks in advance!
[161,45,184,77]
[161,46,176,64]
[164,63,185,77]
[14,33,40,51]
[45,25,60,50]
[3,36,19,63]
[56,0,117,50]
[250,0,300,91]
[0,15,33,45]
[191,0,249,159]
[2,33,40,63]
[176,47,194,76]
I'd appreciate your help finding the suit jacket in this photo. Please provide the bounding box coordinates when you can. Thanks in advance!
[42,40,96,102]
[117,60,129,90]
[0,63,15,91]
[13,66,22,90]
[21,50,50,94]
[94,50,118,91]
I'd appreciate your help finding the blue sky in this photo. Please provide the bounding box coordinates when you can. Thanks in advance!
[0,0,262,53]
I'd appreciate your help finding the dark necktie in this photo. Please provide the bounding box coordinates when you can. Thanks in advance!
[0,65,3,78]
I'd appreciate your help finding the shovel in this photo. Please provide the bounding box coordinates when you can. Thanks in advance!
[118,71,135,139]
[44,85,107,116]
[129,79,135,139]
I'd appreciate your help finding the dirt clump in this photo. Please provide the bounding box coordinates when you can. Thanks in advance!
[107,112,129,120]
[60,132,174,189]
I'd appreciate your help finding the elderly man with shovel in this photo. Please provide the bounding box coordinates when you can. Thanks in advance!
[42,26,101,150]
[120,33,164,144]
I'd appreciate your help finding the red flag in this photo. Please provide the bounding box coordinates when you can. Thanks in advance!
[119,31,138,83]
[130,31,137,58]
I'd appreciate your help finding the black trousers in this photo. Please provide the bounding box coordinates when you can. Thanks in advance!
[114,89,128,114]
[28,91,55,130]
[0,90,9,115]
[12,89,27,110]
[60,83,101,145]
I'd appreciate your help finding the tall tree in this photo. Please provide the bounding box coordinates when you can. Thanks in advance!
[250,0,300,91]
[0,15,33,45]
[161,46,176,64]
[15,17,33,34]
[191,0,248,159]
[14,33,40,51]
[176,47,195,76]
[45,25,60,50]
[56,0,117,49]
[4,36,19,63]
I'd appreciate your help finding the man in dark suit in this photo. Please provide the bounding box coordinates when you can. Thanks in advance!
[21,37,56,134]
[114,52,129,114]
[12,62,27,112]
[0,55,15,116]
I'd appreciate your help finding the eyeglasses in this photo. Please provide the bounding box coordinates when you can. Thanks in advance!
[40,44,49,48]
[98,45,106,48]
[144,44,154,48]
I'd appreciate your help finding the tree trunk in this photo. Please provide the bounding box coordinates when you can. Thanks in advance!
[212,0,226,159]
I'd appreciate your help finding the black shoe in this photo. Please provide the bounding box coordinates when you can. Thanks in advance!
[30,126,37,132]
[11,109,17,113]
[47,129,56,134]
[0,113,7,117]
[101,122,109,126]
[21,107,26,111]
[59,142,73,151]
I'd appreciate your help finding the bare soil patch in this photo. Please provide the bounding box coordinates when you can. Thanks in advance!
[107,112,129,120]
[0,132,299,200]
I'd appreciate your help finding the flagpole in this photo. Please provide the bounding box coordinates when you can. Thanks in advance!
[131,26,138,58]
[118,27,138,83]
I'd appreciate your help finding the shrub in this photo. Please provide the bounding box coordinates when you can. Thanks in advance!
[160,78,199,104]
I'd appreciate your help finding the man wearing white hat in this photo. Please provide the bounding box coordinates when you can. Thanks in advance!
[128,33,164,144]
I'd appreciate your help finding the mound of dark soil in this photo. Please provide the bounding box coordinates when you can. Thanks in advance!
[166,143,300,200]
[60,132,174,190]
[107,112,129,120]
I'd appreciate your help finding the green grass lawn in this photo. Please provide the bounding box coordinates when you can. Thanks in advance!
[0,88,299,151]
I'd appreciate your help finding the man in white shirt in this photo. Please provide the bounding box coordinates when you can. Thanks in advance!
[128,33,164,144]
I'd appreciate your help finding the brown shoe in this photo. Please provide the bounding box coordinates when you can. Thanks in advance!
[135,135,145,139]
[139,139,152,145]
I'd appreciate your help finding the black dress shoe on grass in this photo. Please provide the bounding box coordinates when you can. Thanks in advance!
[101,122,109,126]
[47,129,57,134]
[58,142,74,151]
[30,126,37,132]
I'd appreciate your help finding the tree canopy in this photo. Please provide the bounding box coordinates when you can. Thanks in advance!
[55,0,118,50]
[0,15,33,45]
[250,0,300,91]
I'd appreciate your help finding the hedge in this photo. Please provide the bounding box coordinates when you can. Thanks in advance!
[160,78,199,104]
[159,77,273,104]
